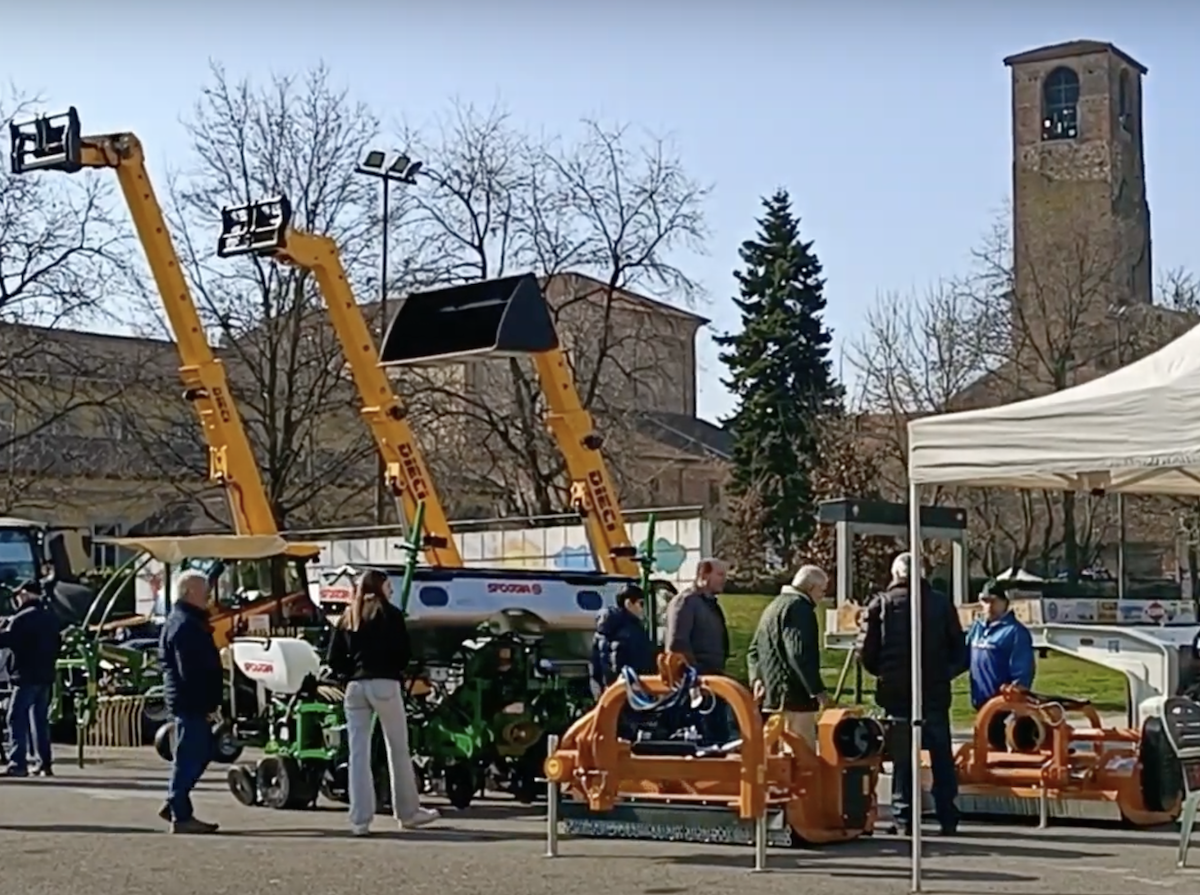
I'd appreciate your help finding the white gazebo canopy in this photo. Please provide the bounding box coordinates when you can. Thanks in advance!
[907,321,1200,494]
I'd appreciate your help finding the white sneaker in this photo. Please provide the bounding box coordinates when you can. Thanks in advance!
[351,824,371,837]
[399,808,440,830]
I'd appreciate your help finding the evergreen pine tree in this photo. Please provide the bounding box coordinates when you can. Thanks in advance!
[716,190,842,565]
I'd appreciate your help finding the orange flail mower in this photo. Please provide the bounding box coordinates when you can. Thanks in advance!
[544,653,888,847]
[942,685,1182,825]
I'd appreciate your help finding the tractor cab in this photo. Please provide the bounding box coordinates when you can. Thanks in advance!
[0,517,95,621]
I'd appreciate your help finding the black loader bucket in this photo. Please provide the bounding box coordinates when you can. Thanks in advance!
[379,273,559,366]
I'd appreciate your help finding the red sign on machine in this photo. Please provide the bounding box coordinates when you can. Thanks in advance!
[242,661,275,675]
[320,587,352,603]
[486,582,543,595]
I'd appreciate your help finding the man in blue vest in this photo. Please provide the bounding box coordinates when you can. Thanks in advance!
[966,586,1036,710]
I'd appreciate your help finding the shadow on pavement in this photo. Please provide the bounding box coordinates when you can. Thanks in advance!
[241,826,545,842]
[0,823,162,835]
[444,803,542,821]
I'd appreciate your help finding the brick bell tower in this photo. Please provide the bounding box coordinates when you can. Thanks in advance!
[1004,40,1151,333]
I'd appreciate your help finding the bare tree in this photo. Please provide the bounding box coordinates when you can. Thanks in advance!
[390,105,710,517]
[120,64,381,528]
[847,209,1131,579]
[0,89,137,514]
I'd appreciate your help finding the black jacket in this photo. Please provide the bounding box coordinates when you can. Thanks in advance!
[0,599,61,686]
[591,606,655,689]
[747,587,825,712]
[858,581,966,716]
[326,601,412,683]
[160,602,224,717]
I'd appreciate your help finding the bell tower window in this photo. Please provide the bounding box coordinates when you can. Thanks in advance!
[1042,66,1080,141]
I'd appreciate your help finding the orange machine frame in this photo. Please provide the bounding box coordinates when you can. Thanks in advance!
[215,196,461,567]
[951,686,1179,826]
[544,653,884,844]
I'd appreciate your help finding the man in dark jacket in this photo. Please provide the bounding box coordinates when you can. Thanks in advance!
[747,565,831,753]
[591,584,655,692]
[858,553,966,836]
[0,580,61,776]
[665,558,732,743]
[159,570,223,834]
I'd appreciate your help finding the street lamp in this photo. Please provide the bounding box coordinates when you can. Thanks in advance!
[356,148,424,524]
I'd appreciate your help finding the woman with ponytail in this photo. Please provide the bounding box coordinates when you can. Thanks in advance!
[326,568,438,835]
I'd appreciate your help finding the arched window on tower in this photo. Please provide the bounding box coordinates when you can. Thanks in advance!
[1118,69,1132,132]
[1042,66,1080,141]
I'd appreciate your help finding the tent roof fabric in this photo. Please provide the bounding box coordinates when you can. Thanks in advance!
[907,321,1200,495]
[102,535,320,564]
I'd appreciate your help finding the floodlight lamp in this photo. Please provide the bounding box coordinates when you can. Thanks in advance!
[404,160,424,180]
[361,149,386,171]
[387,154,411,175]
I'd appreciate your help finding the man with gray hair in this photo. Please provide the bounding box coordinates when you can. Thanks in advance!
[858,551,965,836]
[747,565,832,752]
[158,570,223,834]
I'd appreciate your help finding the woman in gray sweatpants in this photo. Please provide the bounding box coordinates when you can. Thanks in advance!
[327,569,439,835]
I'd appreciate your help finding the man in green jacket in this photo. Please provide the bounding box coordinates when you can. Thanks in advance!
[747,565,832,752]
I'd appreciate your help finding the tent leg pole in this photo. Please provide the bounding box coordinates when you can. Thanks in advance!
[909,482,924,894]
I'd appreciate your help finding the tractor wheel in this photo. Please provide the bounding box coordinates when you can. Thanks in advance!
[1139,716,1184,812]
[211,721,244,764]
[319,763,349,804]
[257,755,314,810]
[227,764,258,806]
[444,764,477,810]
[153,721,175,762]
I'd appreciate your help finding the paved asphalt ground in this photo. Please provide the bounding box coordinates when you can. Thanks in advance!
[0,747,1196,895]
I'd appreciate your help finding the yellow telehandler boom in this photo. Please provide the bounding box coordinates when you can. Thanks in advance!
[214,196,460,567]
[8,108,277,536]
[377,275,639,578]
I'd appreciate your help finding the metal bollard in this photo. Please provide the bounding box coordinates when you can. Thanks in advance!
[1038,782,1049,830]
[544,734,560,858]
[751,812,768,872]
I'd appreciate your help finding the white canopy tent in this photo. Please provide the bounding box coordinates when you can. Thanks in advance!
[898,322,1200,891]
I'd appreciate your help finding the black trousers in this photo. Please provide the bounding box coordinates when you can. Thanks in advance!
[886,708,958,829]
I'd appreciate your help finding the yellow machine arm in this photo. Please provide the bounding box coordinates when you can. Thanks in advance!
[214,197,461,567]
[377,275,639,578]
[8,108,277,536]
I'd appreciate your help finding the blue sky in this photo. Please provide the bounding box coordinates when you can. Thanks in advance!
[10,4,1200,423]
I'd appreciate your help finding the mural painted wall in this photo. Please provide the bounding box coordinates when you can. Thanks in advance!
[311,513,710,586]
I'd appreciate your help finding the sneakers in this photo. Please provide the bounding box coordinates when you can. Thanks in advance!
[350,824,372,837]
[3,765,29,778]
[158,802,172,823]
[34,766,53,778]
[170,818,219,835]
[399,807,440,830]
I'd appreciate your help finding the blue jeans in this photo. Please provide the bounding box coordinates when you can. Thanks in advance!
[887,709,958,829]
[6,683,53,772]
[167,713,212,822]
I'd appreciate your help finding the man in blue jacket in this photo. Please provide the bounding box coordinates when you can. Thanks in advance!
[0,580,61,776]
[966,587,1036,710]
[159,571,224,834]
[591,584,655,691]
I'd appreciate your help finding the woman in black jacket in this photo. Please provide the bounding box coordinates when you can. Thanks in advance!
[326,569,438,835]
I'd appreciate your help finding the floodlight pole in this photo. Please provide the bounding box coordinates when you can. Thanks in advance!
[356,152,408,525]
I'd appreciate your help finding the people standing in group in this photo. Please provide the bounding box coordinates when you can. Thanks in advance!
[747,565,832,753]
[858,552,966,836]
[965,584,1036,710]
[665,558,732,743]
[0,580,61,777]
[326,569,439,836]
[159,571,223,833]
